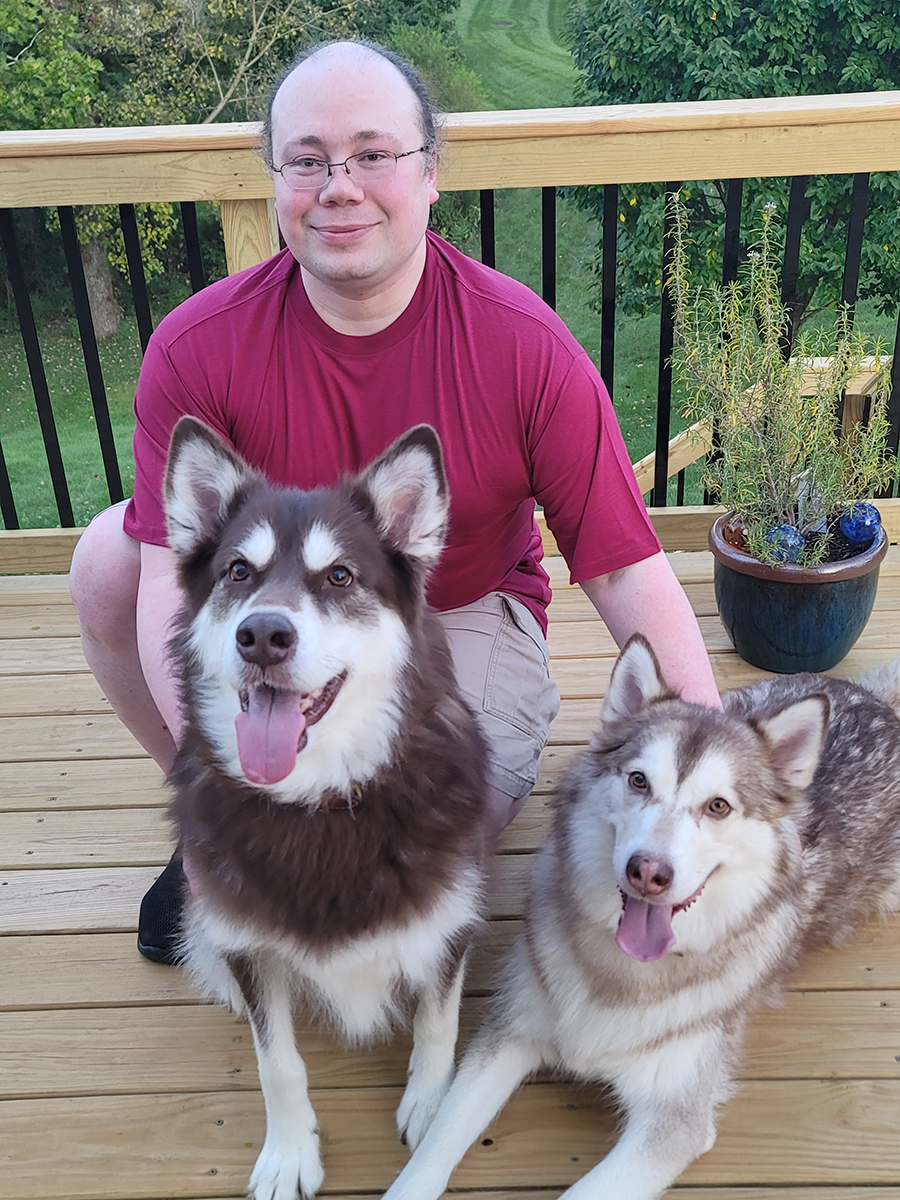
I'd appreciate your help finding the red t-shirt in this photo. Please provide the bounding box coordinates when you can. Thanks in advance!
[124,232,659,633]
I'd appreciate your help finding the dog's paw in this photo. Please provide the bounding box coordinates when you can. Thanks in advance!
[395,1074,449,1151]
[248,1135,324,1200]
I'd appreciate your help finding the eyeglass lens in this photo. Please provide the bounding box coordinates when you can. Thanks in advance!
[282,150,398,188]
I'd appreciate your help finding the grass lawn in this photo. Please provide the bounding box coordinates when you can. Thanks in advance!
[0,315,144,529]
[454,0,577,110]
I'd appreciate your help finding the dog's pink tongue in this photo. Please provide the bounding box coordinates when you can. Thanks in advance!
[616,897,676,962]
[235,686,307,785]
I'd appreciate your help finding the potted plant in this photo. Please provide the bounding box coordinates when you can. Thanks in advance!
[668,196,895,673]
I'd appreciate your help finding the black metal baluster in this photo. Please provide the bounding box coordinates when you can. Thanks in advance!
[780,176,809,358]
[841,173,869,320]
[541,187,556,310]
[704,179,744,503]
[722,178,743,286]
[600,184,618,399]
[180,202,207,293]
[881,305,900,499]
[0,208,73,527]
[0,440,17,531]
[835,172,870,431]
[652,182,681,507]
[57,206,124,505]
[119,204,154,353]
[479,190,495,269]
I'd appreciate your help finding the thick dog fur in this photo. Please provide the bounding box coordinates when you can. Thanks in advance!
[163,417,489,1200]
[383,636,900,1200]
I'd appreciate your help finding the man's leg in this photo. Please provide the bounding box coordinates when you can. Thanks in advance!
[436,592,561,843]
[70,503,178,770]
[69,505,185,962]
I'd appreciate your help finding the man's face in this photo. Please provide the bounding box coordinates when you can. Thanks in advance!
[269,45,439,299]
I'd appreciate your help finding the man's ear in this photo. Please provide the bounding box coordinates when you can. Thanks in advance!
[164,416,259,555]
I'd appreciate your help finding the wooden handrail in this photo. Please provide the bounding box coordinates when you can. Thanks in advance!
[3,91,900,158]
[3,91,900,206]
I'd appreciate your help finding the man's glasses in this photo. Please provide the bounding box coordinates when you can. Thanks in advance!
[273,147,428,191]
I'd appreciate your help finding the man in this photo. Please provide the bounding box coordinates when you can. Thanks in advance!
[70,39,721,964]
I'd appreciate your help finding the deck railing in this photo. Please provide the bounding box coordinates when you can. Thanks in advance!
[2,91,900,570]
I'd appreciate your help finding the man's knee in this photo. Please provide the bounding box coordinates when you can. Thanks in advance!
[70,502,140,626]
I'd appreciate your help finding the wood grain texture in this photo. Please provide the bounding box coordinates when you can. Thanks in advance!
[3,544,900,1199]
[2,1080,900,1198]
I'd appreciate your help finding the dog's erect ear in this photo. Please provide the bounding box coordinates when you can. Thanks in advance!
[600,635,673,725]
[359,425,449,564]
[754,694,829,793]
[165,416,259,555]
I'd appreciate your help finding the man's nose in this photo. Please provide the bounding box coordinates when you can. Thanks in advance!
[318,164,363,199]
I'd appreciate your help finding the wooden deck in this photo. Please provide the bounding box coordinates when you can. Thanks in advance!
[3,548,900,1200]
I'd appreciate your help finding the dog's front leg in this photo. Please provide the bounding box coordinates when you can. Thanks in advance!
[396,952,467,1149]
[228,954,324,1200]
[385,1032,545,1200]
[557,1030,732,1200]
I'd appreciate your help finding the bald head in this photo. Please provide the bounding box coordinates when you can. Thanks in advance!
[263,38,441,313]
[261,40,439,170]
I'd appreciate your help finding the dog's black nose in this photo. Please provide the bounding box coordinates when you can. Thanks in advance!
[626,853,673,897]
[235,611,297,668]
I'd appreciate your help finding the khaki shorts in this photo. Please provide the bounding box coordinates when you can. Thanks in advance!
[436,592,561,799]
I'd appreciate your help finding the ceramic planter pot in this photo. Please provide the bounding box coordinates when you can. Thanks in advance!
[709,513,888,673]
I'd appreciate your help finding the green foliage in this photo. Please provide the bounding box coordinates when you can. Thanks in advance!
[565,0,900,321]
[1,0,100,129]
[670,195,895,565]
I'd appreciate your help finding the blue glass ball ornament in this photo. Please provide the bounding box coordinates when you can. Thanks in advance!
[765,524,805,563]
[839,503,882,546]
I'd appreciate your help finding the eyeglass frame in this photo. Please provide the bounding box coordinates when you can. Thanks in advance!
[272,145,431,190]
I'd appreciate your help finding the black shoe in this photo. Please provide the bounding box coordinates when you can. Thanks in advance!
[137,853,186,965]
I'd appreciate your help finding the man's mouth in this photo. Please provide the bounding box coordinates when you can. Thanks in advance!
[313,223,374,241]
[615,879,708,963]
[234,673,346,785]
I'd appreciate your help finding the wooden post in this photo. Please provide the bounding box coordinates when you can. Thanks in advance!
[221,197,280,274]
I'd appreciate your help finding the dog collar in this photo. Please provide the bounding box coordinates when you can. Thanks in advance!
[318,783,363,813]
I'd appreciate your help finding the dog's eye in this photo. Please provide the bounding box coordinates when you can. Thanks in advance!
[229,560,250,582]
[707,797,732,818]
[628,770,648,791]
[327,565,353,587]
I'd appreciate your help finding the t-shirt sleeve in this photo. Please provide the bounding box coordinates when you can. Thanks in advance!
[529,351,661,584]
[122,330,232,546]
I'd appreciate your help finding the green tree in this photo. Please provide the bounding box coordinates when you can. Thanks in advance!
[565,0,900,328]
[0,0,100,129]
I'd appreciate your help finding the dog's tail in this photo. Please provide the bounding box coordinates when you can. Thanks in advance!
[859,657,900,720]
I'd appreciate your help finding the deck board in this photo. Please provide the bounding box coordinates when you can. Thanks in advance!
[4,989,900,1102]
[3,1081,900,1198]
[2,555,900,1200]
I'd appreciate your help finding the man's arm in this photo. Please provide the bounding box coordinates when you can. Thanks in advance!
[579,550,722,709]
[137,541,188,746]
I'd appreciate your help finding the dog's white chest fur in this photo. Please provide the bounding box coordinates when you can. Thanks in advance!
[185,865,483,1042]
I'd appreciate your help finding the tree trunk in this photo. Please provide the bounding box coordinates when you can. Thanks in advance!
[81,238,121,339]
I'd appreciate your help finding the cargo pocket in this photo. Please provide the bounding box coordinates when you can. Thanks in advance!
[484,594,560,738]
